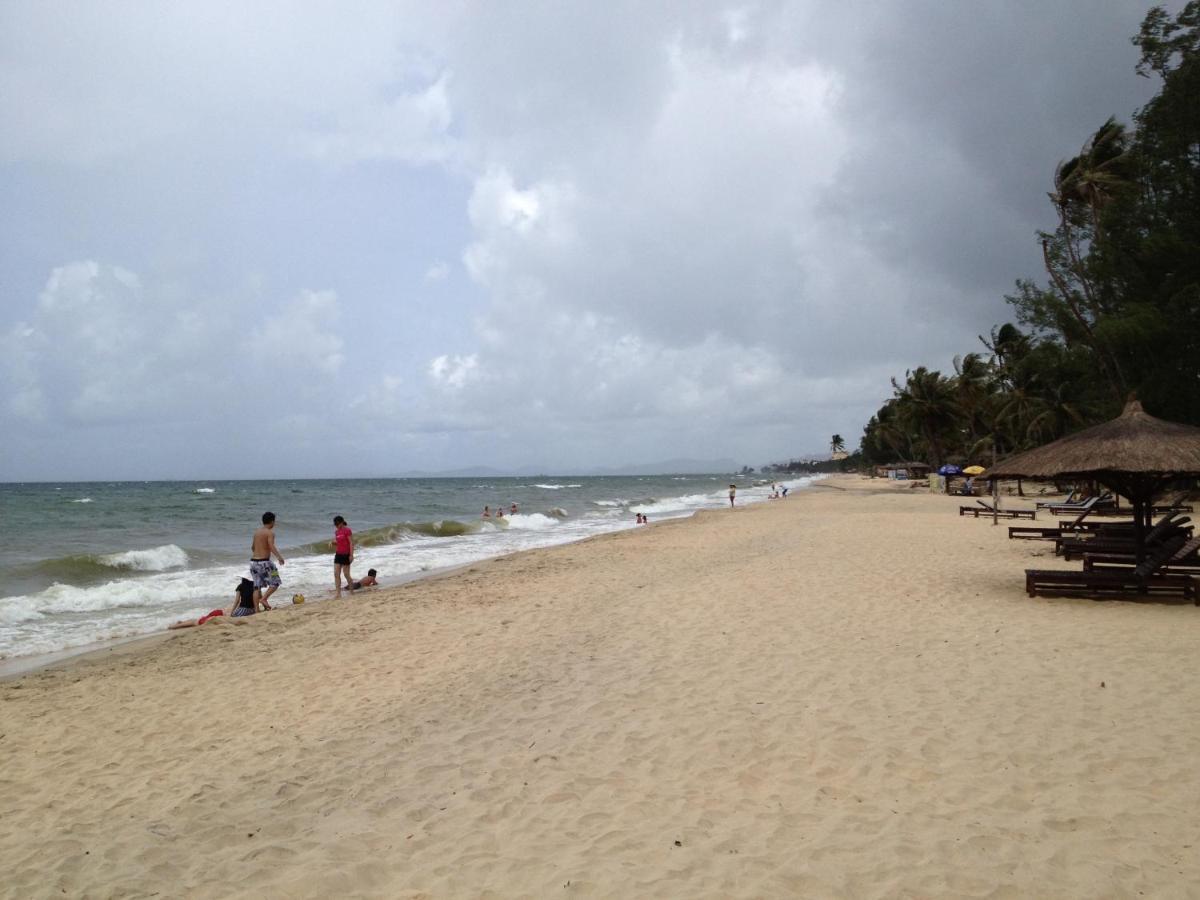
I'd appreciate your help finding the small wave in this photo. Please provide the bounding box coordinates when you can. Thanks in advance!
[24,544,190,584]
[99,544,190,572]
[194,487,216,494]
[294,519,481,555]
[533,483,582,490]
[593,500,623,508]
[71,497,94,503]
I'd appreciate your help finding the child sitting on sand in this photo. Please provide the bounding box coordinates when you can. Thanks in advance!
[168,578,262,629]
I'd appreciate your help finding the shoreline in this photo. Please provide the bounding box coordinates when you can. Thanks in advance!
[5,474,1199,897]
[0,479,805,681]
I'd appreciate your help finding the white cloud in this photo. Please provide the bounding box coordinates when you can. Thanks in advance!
[428,353,480,390]
[1,263,347,437]
[255,290,345,376]
[423,260,450,282]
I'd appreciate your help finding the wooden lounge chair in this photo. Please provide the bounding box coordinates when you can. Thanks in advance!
[1026,534,1199,603]
[959,500,1036,520]
[1058,514,1191,560]
[1037,490,1079,509]
[1084,537,1200,574]
[1044,493,1115,514]
[1007,498,1103,539]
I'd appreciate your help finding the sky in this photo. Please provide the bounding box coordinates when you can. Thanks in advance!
[0,1,1172,480]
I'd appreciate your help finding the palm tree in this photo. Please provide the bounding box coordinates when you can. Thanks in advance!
[830,434,845,454]
[1045,118,1134,404]
[891,367,958,466]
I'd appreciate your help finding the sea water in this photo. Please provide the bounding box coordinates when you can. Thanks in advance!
[0,474,817,660]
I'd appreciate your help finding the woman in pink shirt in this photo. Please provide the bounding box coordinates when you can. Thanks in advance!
[331,515,354,598]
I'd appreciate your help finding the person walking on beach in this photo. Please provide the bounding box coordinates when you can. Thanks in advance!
[250,512,284,609]
[332,515,354,598]
[729,484,737,508]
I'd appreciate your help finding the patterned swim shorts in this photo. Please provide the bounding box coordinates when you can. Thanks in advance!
[249,559,281,590]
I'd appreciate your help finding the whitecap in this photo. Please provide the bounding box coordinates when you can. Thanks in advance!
[98,544,189,572]
[71,498,93,503]
[194,487,216,494]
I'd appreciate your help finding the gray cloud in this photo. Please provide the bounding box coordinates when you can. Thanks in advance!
[0,1,1169,479]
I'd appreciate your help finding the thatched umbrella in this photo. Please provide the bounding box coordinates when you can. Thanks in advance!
[987,399,1200,558]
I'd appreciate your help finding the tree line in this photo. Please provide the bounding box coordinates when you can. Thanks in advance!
[858,3,1200,469]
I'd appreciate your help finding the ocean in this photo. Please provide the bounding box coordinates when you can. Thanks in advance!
[0,474,816,661]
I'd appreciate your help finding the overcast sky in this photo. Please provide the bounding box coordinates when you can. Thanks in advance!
[0,1,1170,480]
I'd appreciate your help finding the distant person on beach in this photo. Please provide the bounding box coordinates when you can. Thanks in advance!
[250,513,284,609]
[635,513,644,524]
[332,515,354,598]
[496,506,504,518]
[782,486,789,498]
[482,506,491,518]
[510,502,518,515]
[729,484,737,508]
[349,568,379,591]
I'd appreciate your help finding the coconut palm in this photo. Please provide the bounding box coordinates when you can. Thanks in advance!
[890,367,958,466]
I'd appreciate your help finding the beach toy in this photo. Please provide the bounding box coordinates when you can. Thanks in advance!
[292,593,306,605]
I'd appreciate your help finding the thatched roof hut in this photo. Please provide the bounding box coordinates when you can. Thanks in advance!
[989,399,1200,557]
[988,399,1200,480]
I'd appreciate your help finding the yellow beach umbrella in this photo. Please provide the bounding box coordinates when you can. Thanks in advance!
[962,465,986,476]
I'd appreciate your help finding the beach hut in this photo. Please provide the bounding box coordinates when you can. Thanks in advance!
[987,399,1200,559]
[875,461,931,480]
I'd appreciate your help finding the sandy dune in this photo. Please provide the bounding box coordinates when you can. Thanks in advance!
[2,475,1199,898]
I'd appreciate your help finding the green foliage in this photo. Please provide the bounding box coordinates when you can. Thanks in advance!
[860,3,1200,466]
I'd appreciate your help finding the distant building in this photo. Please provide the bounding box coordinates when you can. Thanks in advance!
[874,461,931,480]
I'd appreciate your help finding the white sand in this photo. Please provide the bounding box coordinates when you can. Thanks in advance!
[2,475,1199,898]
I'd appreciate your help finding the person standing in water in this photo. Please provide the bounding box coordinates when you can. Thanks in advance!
[250,512,284,609]
[332,515,354,598]
[729,484,737,508]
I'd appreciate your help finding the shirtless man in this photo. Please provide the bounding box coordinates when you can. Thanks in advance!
[250,512,285,609]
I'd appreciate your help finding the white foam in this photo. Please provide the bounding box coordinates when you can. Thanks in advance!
[99,544,189,572]
[502,513,560,531]
[194,487,216,494]
[71,498,93,503]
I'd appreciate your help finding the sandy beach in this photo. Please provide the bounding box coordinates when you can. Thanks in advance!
[3,474,1199,898]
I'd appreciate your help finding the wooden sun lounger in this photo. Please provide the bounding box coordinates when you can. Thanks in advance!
[1081,504,1192,517]
[1008,499,1105,539]
[1044,494,1115,514]
[1026,534,1199,603]
[1084,537,1200,574]
[1024,568,1197,602]
[959,500,1036,520]
[1058,516,1191,560]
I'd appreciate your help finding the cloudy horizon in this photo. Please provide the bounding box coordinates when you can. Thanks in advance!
[0,1,1171,481]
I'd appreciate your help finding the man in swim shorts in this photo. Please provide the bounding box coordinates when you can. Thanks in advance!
[250,511,285,609]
